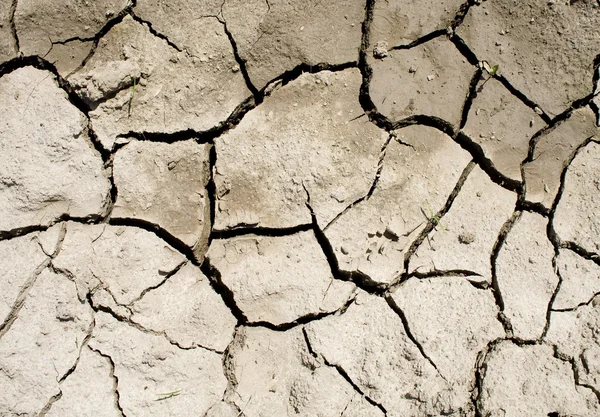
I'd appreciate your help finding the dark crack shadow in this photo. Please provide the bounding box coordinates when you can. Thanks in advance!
[115,60,358,147]
[301,327,388,415]
[88,288,222,353]
[303,184,388,295]
[211,223,313,240]
[126,260,188,306]
[129,12,184,53]
[393,160,477,287]
[0,56,115,223]
[324,132,393,231]
[521,104,597,173]
[0,55,110,160]
[216,0,260,98]
[60,1,137,78]
[552,291,600,313]
[540,251,562,340]
[546,136,600,248]
[245,293,357,332]
[116,95,257,146]
[9,0,20,54]
[538,137,600,338]
[199,258,248,324]
[0,225,68,338]
[489,210,522,337]
[405,269,488,289]
[359,10,523,195]
[38,317,97,416]
[0,224,50,241]
[88,345,128,417]
[552,344,600,404]
[459,67,485,130]
[471,337,504,417]
[385,295,448,382]
[589,53,599,126]
[390,29,446,51]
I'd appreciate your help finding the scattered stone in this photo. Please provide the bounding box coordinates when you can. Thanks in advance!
[0,68,111,231]
[207,231,355,325]
[372,41,389,59]
[214,69,387,230]
[523,107,598,209]
[369,37,474,125]
[391,278,504,405]
[112,140,211,252]
[458,0,600,116]
[553,141,600,256]
[495,212,557,340]
[326,125,471,284]
[226,326,384,417]
[479,341,600,417]
[69,16,249,151]
[45,347,122,417]
[371,0,465,46]
[305,292,456,415]
[462,78,544,181]
[130,263,237,352]
[89,311,226,417]
[554,249,600,311]
[0,269,94,416]
[221,0,364,90]
[53,222,186,304]
[410,166,516,281]
[458,232,475,245]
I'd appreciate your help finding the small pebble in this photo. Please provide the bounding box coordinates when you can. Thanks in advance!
[373,41,389,59]
[458,232,475,245]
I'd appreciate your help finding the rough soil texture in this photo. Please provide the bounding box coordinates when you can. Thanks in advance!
[1,1,600,416]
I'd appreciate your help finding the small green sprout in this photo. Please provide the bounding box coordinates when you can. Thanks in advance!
[481,61,499,77]
[128,77,138,117]
[425,201,446,231]
[155,389,181,401]
[478,61,500,91]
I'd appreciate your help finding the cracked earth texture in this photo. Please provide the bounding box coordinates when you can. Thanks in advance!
[1,0,600,416]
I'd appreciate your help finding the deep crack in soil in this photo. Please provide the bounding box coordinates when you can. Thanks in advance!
[1,0,600,415]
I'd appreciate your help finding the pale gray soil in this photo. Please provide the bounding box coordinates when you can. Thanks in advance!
[1,1,600,416]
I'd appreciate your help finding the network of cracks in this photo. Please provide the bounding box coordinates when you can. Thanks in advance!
[1,0,600,416]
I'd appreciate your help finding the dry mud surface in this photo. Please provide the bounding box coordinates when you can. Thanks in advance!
[1,0,600,416]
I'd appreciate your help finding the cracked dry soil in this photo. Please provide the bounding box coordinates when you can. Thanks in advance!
[1,0,600,416]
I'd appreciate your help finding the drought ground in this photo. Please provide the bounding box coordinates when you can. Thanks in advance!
[1,0,600,416]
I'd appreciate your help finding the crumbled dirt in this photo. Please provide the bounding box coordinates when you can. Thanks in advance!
[1,0,600,416]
